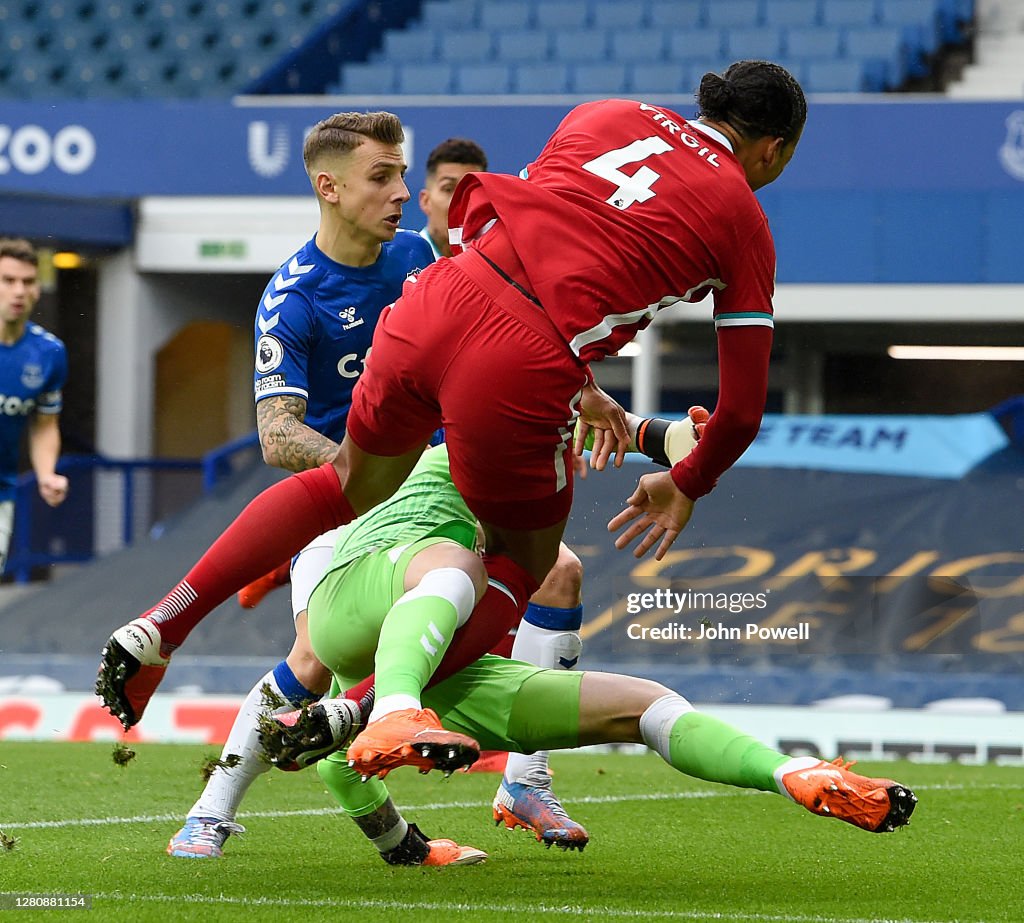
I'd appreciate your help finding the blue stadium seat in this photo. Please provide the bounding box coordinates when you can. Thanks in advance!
[513,61,570,92]
[592,0,651,29]
[455,62,512,93]
[628,62,688,94]
[438,29,494,64]
[667,28,726,61]
[879,0,942,54]
[479,1,532,30]
[685,59,732,89]
[804,57,867,91]
[534,1,590,30]
[703,0,763,28]
[396,61,452,94]
[611,29,667,62]
[420,0,479,29]
[726,26,784,59]
[378,28,438,64]
[820,0,879,26]
[785,25,843,57]
[496,29,550,63]
[341,61,396,93]
[762,0,821,27]
[552,29,608,62]
[771,57,807,83]
[844,25,907,87]
[571,61,628,94]
[648,1,703,29]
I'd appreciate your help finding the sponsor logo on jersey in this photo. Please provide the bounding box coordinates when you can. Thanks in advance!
[338,306,364,331]
[0,395,35,416]
[254,375,286,396]
[255,334,284,373]
[998,111,1024,181]
[338,349,370,379]
[20,363,44,389]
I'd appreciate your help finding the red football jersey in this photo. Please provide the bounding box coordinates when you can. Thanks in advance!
[449,98,776,364]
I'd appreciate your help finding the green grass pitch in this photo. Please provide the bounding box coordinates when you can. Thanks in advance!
[1,742,1021,922]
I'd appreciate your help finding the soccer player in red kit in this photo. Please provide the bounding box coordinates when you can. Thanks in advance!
[99,62,807,768]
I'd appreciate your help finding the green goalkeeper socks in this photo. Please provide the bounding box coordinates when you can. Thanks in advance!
[317,750,389,817]
[666,711,789,793]
[373,589,462,704]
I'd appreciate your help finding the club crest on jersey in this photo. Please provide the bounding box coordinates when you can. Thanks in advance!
[255,334,284,373]
[998,111,1024,181]
[20,363,44,389]
[338,306,364,331]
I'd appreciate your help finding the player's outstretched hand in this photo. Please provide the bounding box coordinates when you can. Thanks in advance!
[575,380,630,471]
[608,471,694,560]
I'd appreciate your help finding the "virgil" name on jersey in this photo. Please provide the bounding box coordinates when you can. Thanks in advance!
[639,103,721,167]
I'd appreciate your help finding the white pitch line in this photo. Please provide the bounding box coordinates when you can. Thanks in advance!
[1,780,1018,832]
[74,891,981,923]
[0,788,743,830]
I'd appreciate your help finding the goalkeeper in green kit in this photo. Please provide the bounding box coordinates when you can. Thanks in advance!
[266,415,917,865]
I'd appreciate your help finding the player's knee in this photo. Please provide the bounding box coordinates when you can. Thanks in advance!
[533,544,583,608]
[286,642,332,696]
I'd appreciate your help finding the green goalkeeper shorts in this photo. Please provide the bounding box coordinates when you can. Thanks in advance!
[423,655,583,754]
[307,531,584,753]
[308,533,465,687]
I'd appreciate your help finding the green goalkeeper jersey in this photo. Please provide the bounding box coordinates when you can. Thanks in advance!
[327,444,478,571]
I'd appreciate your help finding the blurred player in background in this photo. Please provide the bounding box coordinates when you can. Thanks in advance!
[418,137,488,258]
[0,238,68,572]
[271,441,917,867]
[102,61,807,798]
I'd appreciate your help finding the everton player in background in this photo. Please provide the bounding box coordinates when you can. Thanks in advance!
[0,238,68,573]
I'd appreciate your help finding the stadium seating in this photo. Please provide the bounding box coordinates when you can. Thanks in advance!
[0,0,345,97]
[341,0,972,97]
[0,0,976,98]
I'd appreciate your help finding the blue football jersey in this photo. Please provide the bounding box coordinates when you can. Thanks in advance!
[0,323,67,498]
[253,231,434,442]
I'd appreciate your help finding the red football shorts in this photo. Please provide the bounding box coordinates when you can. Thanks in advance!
[347,246,589,530]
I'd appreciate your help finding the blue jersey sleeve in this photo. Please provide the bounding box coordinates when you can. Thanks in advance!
[253,256,319,405]
[36,337,67,415]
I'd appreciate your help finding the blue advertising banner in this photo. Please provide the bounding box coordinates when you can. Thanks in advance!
[2,98,1023,280]
[737,412,1010,479]
[2,98,1024,196]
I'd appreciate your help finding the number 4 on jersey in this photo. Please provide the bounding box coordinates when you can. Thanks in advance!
[582,136,673,210]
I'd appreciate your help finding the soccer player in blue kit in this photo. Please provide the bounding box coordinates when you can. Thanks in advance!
[166,112,482,865]
[0,239,68,571]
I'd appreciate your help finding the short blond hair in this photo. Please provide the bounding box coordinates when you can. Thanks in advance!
[303,111,404,176]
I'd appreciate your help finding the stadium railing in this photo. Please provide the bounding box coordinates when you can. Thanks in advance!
[5,431,260,583]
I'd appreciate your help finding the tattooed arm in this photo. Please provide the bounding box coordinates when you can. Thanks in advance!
[256,395,340,472]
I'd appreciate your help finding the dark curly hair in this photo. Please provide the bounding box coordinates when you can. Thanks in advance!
[697,60,806,143]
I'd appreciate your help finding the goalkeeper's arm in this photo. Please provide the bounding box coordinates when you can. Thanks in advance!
[580,406,709,467]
